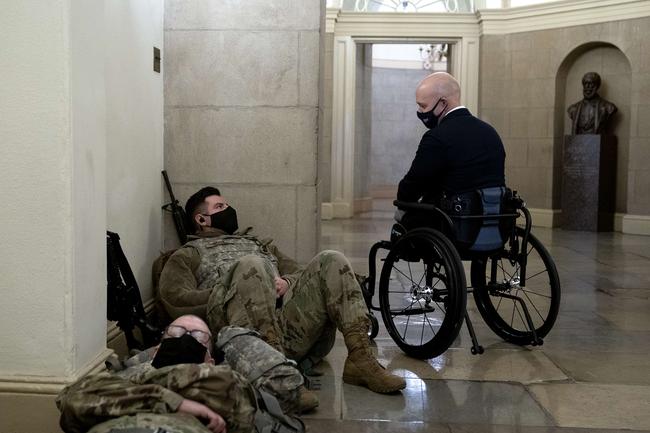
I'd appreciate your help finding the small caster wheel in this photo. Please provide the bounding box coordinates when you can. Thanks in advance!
[537,338,544,346]
[477,345,484,354]
[368,314,379,340]
[471,347,477,355]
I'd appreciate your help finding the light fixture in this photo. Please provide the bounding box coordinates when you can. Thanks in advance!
[419,44,448,71]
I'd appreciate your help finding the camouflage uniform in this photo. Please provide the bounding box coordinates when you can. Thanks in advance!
[159,229,369,362]
[87,413,210,433]
[56,357,256,433]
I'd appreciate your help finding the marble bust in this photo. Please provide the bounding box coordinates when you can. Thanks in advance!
[567,72,618,135]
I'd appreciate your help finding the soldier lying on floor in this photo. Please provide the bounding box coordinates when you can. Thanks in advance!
[56,315,304,433]
[157,186,405,410]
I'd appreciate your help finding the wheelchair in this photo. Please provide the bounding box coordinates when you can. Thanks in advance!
[362,187,561,359]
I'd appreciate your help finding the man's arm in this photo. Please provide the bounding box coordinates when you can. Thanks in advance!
[397,133,446,203]
[158,247,211,319]
[266,243,302,288]
[56,373,184,433]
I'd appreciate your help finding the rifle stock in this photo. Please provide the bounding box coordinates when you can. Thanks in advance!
[106,231,161,351]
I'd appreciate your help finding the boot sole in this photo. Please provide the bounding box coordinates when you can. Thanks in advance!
[342,374,406,394]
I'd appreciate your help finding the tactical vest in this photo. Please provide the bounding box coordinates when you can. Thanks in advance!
[189,235,279,291]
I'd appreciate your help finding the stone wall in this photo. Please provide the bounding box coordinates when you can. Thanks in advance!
[480,17,650,215]
[370,67,429,191]
[164,0,323,262]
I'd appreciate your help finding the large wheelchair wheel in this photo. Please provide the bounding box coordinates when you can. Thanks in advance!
[378,228,467,359]
[470,227,560,345]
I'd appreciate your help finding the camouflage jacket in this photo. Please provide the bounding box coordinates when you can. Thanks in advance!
[56,350,256,433]
[158,228,302,320]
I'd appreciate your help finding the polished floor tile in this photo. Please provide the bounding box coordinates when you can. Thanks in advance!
[313,200,650,431]
[527,383,650,430]
[544,350,650,385]
[376,346,568,384]
[304,419,449,433]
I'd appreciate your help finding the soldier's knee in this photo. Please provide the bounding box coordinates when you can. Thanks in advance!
[317,249,349,267]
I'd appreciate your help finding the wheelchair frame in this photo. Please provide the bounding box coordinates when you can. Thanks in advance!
[362,192,561,359]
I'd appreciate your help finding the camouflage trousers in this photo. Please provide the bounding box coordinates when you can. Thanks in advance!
[206,250,370,361]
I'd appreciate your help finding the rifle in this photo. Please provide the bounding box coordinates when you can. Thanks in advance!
[106,231,162,351]
[162,170,188,245]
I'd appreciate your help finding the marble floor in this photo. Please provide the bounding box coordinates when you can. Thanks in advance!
[303,200,650,433]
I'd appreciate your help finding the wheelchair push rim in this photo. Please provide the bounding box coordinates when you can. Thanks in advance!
[378,228,467,359]
[470,227,561,345]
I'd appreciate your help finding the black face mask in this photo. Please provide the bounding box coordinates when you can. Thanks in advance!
[151,334,207,369]
[206,206,238,235]
[417,98,446,129]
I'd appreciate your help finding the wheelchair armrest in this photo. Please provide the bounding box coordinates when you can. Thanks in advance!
[393,200,454,231]
[393,200,441,213]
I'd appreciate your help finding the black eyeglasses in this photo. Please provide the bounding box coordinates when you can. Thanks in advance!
[164,324,211,346]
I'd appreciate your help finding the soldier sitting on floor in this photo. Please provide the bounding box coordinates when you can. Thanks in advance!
[157,186,406,407]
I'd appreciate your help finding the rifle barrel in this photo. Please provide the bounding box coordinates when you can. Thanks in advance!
[161,170,176,202]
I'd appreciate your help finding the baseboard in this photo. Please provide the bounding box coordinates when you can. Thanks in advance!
[527,207,561,228]
[0,300,159,433]
[370,185,397,199]
[321,202,333,220]
[353,197,373,213]
[0,347,113,395]
[614,212,624,232]
[525,210,649,234]
[620,213,650,235]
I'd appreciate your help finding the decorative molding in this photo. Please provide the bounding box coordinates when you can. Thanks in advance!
[330,37,357,216]
[528,207,561,228]
[333,11,480,38]
[478,0,650,35]
[328,1,650,37]
[0,348,113,395]
[326,8,340,33]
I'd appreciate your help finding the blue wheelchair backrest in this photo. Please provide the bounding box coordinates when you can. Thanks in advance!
[470,187,507,251]
[445,186,510,253]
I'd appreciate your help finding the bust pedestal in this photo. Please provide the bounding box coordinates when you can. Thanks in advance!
[561,134,617,231]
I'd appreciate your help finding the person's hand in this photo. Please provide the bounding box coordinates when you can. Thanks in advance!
[178,398,227,433]
[274,276,289,298]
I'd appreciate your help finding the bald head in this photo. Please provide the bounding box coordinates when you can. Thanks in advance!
[160,314,214,364]
[416,72,461,117]
[169,314,211,336]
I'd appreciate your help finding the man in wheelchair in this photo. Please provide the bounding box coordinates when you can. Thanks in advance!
[365,72,559,360]
[157,187,406,402]
[395,71,507,248]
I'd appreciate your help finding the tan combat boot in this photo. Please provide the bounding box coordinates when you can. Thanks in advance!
[297,385,319,413]
[342,322,406,393]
